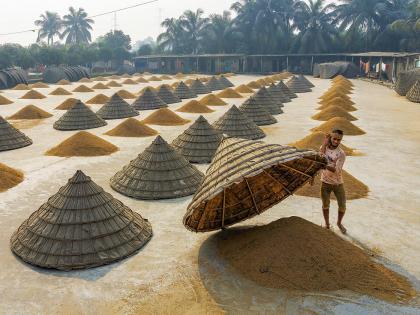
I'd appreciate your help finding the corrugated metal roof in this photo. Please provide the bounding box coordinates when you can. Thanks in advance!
[345,52,420,58]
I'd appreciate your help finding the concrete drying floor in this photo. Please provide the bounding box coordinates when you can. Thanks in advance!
[0,75,419,314]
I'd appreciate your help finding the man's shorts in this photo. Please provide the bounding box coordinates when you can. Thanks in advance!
[321,182,346,213]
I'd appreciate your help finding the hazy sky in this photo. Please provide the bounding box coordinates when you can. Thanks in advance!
[0,0,338,46]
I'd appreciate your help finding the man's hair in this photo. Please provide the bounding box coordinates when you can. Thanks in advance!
[332,129,344,135]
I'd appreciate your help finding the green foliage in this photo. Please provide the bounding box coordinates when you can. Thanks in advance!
[138,44,153,55]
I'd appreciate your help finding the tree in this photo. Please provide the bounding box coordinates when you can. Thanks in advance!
[292,0,338,53]
[179,9,209,54]
[61,7,94,44]
[157,18,185,53]
[34,11,62,45]
[138,44,153,55]
[390,0,420,51]
[97,30,132,65]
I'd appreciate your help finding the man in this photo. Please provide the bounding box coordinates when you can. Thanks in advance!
[320,129,347,234]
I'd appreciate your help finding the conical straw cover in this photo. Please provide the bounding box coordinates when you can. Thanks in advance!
[132,87,167,110]
[239,97,277,126]
[157,85,181,104]
[0,116,33,151]
[54,100,107,130]
[96,93,139,119]
[174,81,197,99]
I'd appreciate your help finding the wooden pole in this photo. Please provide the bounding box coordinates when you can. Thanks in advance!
[379,57,383,81]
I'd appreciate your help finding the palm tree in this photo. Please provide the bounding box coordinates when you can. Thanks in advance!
[292,0,338,53]
[179,9,209,54]
[334,0,389,51]
[157,18,185,53]
[34,11,62,45]
[390,0,420,50]
[61,7,94,44]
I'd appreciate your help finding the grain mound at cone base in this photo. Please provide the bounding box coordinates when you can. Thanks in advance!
[217,88,243,98]
[73,85,94,92]
[122,79,137,85]
[12,84,30,90]
[105,118,158,137]
[217,216,414,303]
[117,89,136,99]
[318,97,357,111]
[106,80,122,87]
[296,170,369,199]
[247,81,261,89]
[19,90,46,99]
[199,94,227,106]
[55,98,78,110]
[290,131,356,156]
[235,84,254,93]
[7,105,52,120]
[0,163,24,192]
[142,108,190,126]
[57,79,71,85]
[45,131,118,157]
[92,82,109,90]
[86,94,110,104]
[49,87,72,95]
[177,100,214,113]
[311,117,365,136]
[0,95,13,105]
[31,82,49,88]
[312,106,358,121]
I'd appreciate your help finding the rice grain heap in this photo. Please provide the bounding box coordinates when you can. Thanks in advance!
[19,90,46,99]
[148,76,162,81]
[174,81,197,99]
[247,81,262,89]
[45,131,118,157]
[54,100,107,130]
[217,88,243,98]
[72,85,94,93]
[183,137,325,232]
[96,94,139,119]
[268,83,291,103]
[0,163,24,192]
[142,108,190,126]
[206,76,225,91]
[86,94,110,105]
[110,135,204,200]
[199,94,227,106]
[0,116,33,151]
[117,89,137,99]
[57,79,71,85]
[171,115,222,163]
[406,80,420,103]
[55,98,78,110]
[212,105,266,140]
[106,80,122,87]
[132,87,167,110]
[49,87,72,96]
[318,97,357,112]
[235,84,255,93]
[0,95,14,105]
[91,82,110,90]
[93,76,107,81]
[177,100,214,113]
[311,117,365,136]
[189,79,211,94]
[136,77,149,83]
[286,76,312,93]
[78,77,92,83]
[218,75,234,88]
[319,91,354,103]
[7,105,52,120]
[156,84,181,104]
[122,79,137,85]
[253,87,283,115]
[277,80,297,98]
[160,75,172,80]
[239,97,277,126]
[12,84,30,90]
[296,170,369,200]
[10,170,152,270]
[312,106,358,121]
[105,118,158,137]
[290,131,356,156]
[31,82,49,88]
[216,216,415,303]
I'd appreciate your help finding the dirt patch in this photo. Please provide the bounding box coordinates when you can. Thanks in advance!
[311,117,366,136]
[105,118,158,137]
[142,108,190,126]
[217,216,415,304]
[296,170,369,200]
[0,163,24,192]
[45,131,119,157]
[177,100,214,113]
[7,105,52,120]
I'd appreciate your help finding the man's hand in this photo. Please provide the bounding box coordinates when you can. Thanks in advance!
[326,165,336,172]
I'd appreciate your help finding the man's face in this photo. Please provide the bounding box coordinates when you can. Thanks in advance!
[330,133,343,148]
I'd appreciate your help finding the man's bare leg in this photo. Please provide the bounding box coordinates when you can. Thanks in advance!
[337,211,347,234]
[323,208,330,229]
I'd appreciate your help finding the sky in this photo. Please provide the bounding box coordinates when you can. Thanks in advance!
[0,0,338,46]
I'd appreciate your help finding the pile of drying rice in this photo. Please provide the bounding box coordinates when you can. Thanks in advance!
[49,87,72,96]
[217,88,243,98]
[142,108,190,126]
[0,95,13,105]
[0,163,24,192]
[117,90,136,99]
[19,90,46,99]
[45,131,118,157]
[30,82,49,88]
[56,79,71,85]
[12,84,30,90]
[177,100,214,113]
[73,85,94,93]
[312,106,358,121]
[235,85,255,93]
[105,118,158,137]
[199,94,227,106]
[217,216,415,303]
[311,117,365,136]
[55,98,78,110]
[86,94,110,104]
[92,83,109,90]
[7,105,52,120]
